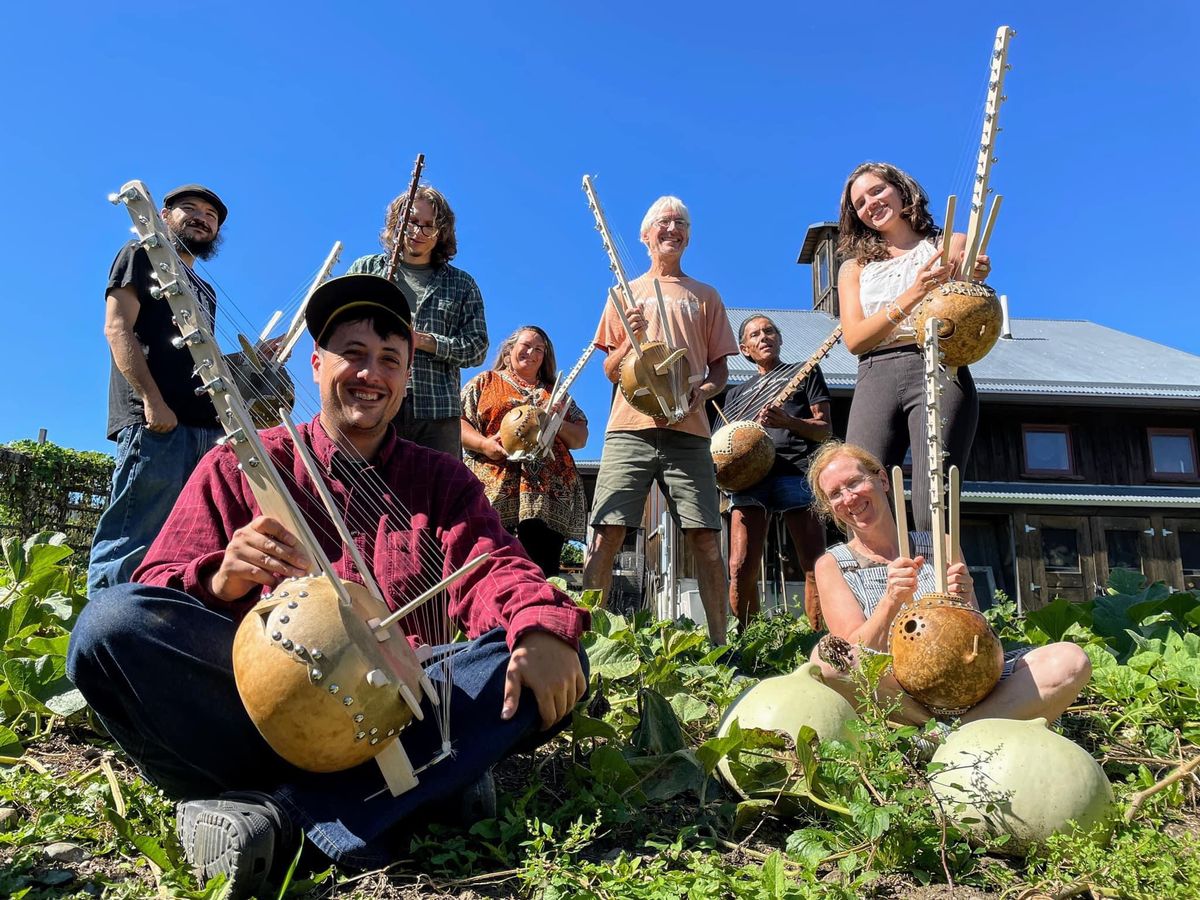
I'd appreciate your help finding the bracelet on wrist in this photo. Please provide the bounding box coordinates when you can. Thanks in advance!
[885,301,906,325]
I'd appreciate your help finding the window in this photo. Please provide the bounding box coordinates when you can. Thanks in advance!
[1179,531,1200,592]
[1104,529,1142,573]
[817,242,833,296]
[1022,425,1075,476]
[1041,528,1080,573]
[1148,428,1198,481]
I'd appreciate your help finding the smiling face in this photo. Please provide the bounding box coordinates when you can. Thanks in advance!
[642,207,690,261]
[162,196,222,260]
[312,319,411,456]
[508,329,548,383]
[817,454,890,534]
[739,317,782,369]
[849,172,905,234]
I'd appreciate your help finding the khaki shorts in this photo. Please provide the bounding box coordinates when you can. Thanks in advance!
[591,429,722,531]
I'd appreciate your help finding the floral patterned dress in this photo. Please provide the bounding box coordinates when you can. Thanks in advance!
[460,370,587,540]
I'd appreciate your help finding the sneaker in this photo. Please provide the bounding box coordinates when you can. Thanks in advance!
[176,793,291,898]
[458,767,497,823]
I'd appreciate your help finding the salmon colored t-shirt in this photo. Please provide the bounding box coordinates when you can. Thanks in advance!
[593,273,738,439]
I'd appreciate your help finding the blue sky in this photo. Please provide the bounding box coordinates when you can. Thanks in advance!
[2,2,1196,458]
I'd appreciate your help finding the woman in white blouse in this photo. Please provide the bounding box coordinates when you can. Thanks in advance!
[836,162,991,531]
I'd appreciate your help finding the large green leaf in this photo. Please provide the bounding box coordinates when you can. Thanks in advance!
[0,723,22,756]
[589,745,640,795]
[667,691,708,724]
[631,689,686,755]
[584,634,640,681]
[1025,597,1091,643]
[572,712,620,742]
[696,724,744,776]
[626,749,704,801]
[1107,567,1148,595]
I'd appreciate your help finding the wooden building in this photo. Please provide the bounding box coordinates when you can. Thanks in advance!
[579,223,1200,617]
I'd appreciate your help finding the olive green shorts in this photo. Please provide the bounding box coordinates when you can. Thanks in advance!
[590,429,722,531]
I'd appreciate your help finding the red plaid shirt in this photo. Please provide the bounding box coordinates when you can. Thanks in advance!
[134,416,589,650]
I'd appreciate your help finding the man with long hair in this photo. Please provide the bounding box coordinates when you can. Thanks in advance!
[348,185,488,457]
[88,184,229,594]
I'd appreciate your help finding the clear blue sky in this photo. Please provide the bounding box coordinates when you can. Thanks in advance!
[3,2,1196,459]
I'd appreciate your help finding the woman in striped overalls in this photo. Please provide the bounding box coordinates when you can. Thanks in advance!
[806,441,1091,727]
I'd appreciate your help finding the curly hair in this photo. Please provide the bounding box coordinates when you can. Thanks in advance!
[491,325,557,387]
[379,185,458,268]
[836,162,938,264]
[806,440,887,529]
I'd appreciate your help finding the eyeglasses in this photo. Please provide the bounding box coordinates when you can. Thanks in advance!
[827,473,874,505]
[405,220,440,237]
[653,217,689,231]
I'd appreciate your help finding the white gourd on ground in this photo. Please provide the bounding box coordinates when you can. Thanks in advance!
[716,661,858,798]
[930,717,1116,853]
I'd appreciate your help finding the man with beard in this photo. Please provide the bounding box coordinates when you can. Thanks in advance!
[88,184,229,594]
[348,185,488,457]
[724,315,831,630]
[583,196,739,644]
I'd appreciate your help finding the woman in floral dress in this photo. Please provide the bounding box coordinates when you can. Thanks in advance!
[460,326,588,576]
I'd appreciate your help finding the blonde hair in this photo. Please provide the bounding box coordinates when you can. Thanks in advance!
[807,440,886,525]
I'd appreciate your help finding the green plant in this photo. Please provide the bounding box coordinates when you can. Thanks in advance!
[0,532,88,749]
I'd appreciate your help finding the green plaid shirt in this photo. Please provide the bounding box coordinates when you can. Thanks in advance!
[347,253,489,418]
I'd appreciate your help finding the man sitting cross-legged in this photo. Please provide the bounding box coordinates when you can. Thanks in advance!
[68,274,589,898]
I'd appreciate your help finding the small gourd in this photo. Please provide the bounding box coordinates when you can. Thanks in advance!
[930,717,1115,854]
[716,661,858,798]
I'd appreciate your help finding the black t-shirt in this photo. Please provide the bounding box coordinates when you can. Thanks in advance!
[725,364,831,477]
[105,241,219,440]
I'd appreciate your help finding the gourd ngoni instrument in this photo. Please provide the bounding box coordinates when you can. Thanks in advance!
[914,25,1015,370]
[887,316,1003,717]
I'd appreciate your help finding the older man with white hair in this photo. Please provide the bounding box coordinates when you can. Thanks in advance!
[583,196,738,644]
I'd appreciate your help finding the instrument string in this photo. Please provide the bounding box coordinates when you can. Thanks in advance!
[165,229,465,718]
[720,359,810,421]
[178,235,465,592]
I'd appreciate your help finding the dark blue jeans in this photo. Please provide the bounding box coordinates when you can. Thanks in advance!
[87,424,223,594]
[67,583,585,866]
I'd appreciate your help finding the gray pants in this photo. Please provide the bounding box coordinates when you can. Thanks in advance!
[845,345,977,532]
[394,403,462,459]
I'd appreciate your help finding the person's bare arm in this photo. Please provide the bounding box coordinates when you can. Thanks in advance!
[460,417,507,460]
[553,416,588,450]
[104,286,176,432]
[760,399,831,442]
[837,236,966,355]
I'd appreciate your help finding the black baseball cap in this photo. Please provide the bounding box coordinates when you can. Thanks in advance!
[163,184,228,225]
[306,274,414,347]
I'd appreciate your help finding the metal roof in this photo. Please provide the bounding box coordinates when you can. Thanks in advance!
[726,308,1200,406]
[961,481,1200,508]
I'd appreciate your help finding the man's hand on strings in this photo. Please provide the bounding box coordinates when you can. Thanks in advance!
[502,631,587,730]
[209,515,311,602]
[759,404,795,430]
[257,335,286,362]
[625,305,646,337]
